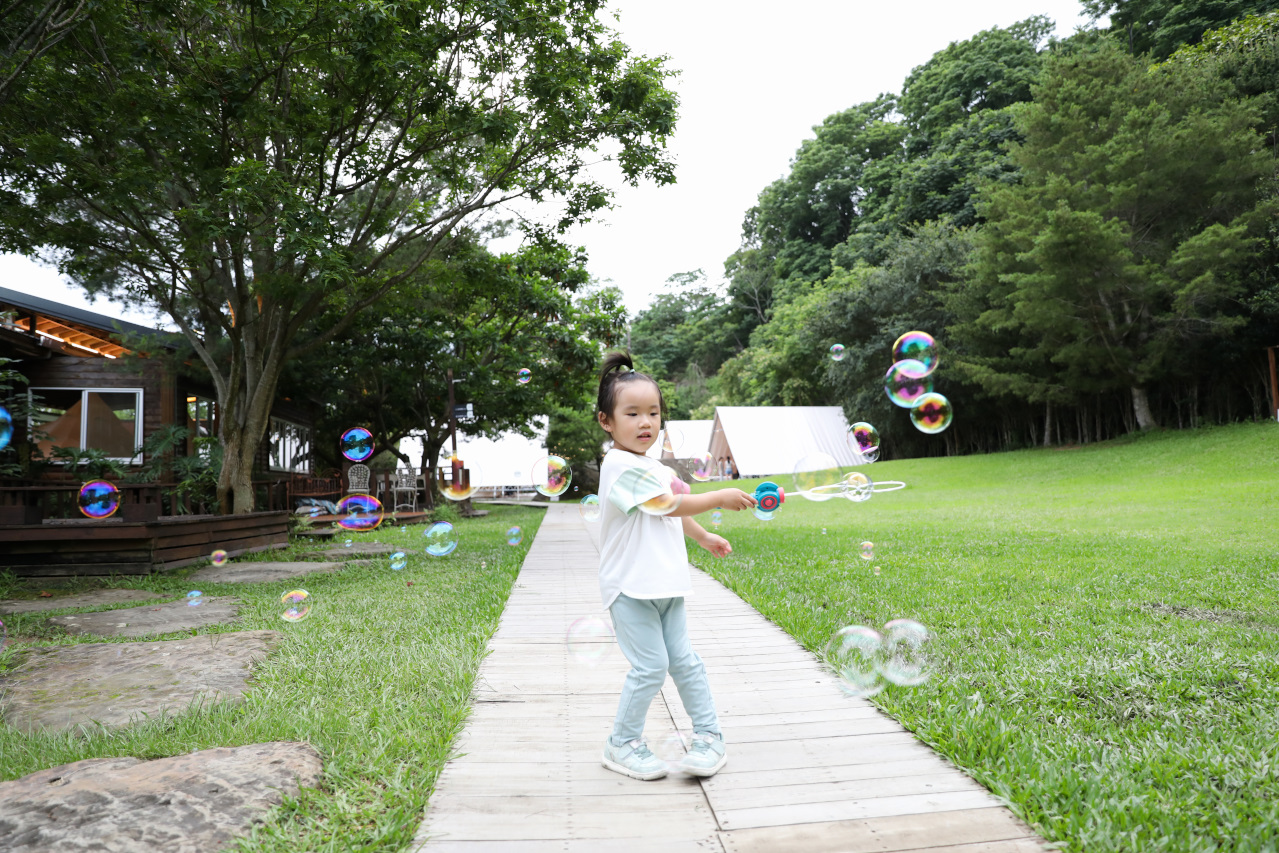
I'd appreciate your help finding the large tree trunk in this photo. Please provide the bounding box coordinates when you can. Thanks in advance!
[1042,400,1054,448]
[1131,385,1158,431]
[217,421,261,514]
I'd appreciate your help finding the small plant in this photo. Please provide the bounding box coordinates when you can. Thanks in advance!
[50,446,128,481]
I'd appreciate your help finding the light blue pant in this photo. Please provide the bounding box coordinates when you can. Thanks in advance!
[608,594,721,745]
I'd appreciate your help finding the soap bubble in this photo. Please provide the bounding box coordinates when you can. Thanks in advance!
[0,406,11,450]
[210,549,228,567]
[516,367,532,385]
[873,566,881,576]
[439,455,483,501]
[505,526,523,546]
[308,506,322,518]
[532,455,572,497]
[829,343,846,362]
[280,589,312,623]
[186,590,204,608]
[579,494,602,522]
[881,619,931,686]
[78,480,120,519]
[792,452,843,502]
[847,422,880,463]
[884,359,933,408]
[0,617,6,650]
[690,453,714,482]
[400,526,407,533]
[710,510,722,528]
[892,331,938,376]
[340,427,375,462]
[910,392,953,434]
[859,541,874,561]
[389,550,408,571]
[343,538,353,548]
[753,507,775,522]
[842,471,873,503]
[424,521,459,557]
[635,467,682,517]
[660,426,682,455]
[567,615,614,665]
[825,626,885,697]
[336,494,384,531]
[656,730,691,771]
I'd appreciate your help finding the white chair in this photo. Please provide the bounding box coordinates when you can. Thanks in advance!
[347,463,371,494]
[392,469,418,512]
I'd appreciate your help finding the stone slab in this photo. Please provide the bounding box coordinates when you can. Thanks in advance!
[47,597,240,638]
[0,741,322,853]
[0,590,163,615]
[0,630,281,733]
[302,542,401,560]
[187,560,346,584]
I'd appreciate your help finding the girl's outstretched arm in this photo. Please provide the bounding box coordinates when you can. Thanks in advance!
[683,515,732,558]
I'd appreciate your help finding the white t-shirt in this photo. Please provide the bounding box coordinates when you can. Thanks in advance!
[597,448,691,610]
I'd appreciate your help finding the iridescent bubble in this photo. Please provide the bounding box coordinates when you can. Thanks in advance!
[186,590,204,608]
[516,367,532,385]
[822,527,827,535]
[660,427,682,455]
[828,343,846,362]
[873,566,882,577]
[690,453,714,482]
[710,510,722,528]
[884,359,933,408]
[880,619,931,686]
[340,427,375,462]
[859,541,874,561]
[842,471,873,503]
[280,589,312,623]
[792,452,843,502]
[505,526,523,546]
[910,392,953,434]
[0,616,6,650]
[579,494,602,522]
[308,506,322,518]
[532,455,572,497]
[343,538,353,548]
[389,550,408,571]
[656,730,691,772]
[566,615,614,665]
[78,480,120,519]
[753,507,775,522]
[825,626,885,698]
[400,526,407,534]
[439,455,483,501]
[847,422,880,463]
[635,467,682,517]
[336,494,384,531]
[210,549,228,567]
[892,331,938,376]
[0,406,12,451]
[424,521,459,557]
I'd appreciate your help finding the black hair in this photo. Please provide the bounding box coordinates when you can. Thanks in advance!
[596,351,666,423]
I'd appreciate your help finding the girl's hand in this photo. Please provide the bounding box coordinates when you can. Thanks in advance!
[718,488,757,511]
[698,533,732,558]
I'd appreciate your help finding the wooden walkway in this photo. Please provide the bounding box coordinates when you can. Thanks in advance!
[412,505,1047,852]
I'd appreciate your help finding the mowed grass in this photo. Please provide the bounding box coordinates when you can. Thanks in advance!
[687,422,1279,853]
[0,504,542,852]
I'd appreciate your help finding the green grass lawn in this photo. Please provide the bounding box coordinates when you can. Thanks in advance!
[0,504,542,852]
[688,421,1279,853]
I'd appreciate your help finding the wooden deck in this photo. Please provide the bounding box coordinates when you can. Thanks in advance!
[412,505,1048,852]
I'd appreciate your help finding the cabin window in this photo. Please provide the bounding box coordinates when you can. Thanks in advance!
[29,387,144,462]
[269,417,311,473]
[186,396,217,458]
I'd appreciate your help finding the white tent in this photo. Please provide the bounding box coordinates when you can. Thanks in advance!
[403,423,549,488]
[646,419,714,461]
[707,406,858,478]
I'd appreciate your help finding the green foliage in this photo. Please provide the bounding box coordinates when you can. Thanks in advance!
[49,447,128,482]
[1083,0,1279,60]
[0,353,30,478]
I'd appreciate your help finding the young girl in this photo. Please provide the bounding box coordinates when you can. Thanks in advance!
[594,351,756,780]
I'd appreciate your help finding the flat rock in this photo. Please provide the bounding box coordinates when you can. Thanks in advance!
[187,560,345,584]
[0,589,163,615]
[47,597,240,638]
[0,630,280,734]
[0,741,322,852]
[302,542,401,560]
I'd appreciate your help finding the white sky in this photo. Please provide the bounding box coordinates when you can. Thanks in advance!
[1,1,1096,325]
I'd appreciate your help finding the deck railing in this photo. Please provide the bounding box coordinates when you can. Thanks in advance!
[0,477,292,524]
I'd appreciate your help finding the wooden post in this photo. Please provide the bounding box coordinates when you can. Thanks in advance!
[1268,346,1278,422]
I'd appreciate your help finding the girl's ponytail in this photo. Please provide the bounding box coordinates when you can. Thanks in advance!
[596,351,665,424]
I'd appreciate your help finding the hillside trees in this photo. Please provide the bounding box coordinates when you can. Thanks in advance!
[0,0,677,512]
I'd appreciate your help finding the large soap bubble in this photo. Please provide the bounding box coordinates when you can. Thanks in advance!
[424,521,459,556]
[567,615,614,665]
[842,471,873,503]
[792,452,843,502]
[910,393,953,434]
[78,480,120,519]
[635,467,682,517]
[884,360,933,408]
[690,453,714,482]
[516,367,532,385]
[847,422,880,463]
[439,455,483,501]
[336,494,384,531]
[891,331,938,376]
[340,427,374,462]
[280,589,312,623]
[828,343,846,362]
[660,426,682,455]
[532,455,572,497]
[880,619,932,686]
[579,494,602,522]
[825,626,885,698]
[0,406,11,450]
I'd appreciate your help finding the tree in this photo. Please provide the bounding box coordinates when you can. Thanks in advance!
[290,239,627,505]
[965,42,1270,431]
[0,0,88,107]
[1083,0,1279,59]
[0,0,677,512]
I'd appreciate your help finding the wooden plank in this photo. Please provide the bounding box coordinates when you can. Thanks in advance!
[716,808,1045,853]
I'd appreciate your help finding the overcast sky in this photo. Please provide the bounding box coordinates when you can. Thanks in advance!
[1,1,1098,327]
